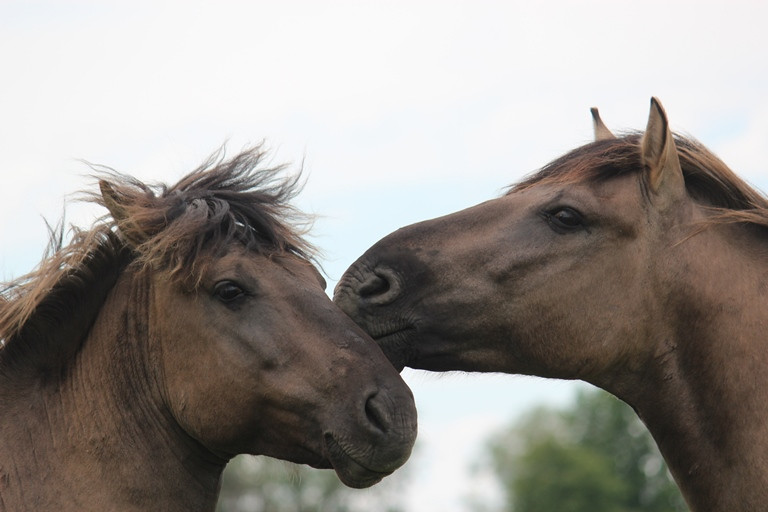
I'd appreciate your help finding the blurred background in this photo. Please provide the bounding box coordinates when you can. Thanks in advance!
[2,1,766,510]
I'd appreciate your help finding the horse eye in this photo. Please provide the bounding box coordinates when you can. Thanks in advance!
[546,207,584,232]
[214,281,246,303]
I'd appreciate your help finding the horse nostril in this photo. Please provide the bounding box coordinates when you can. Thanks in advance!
[356,267,401,305]
[364,392,389,434]
[358,274,390,298]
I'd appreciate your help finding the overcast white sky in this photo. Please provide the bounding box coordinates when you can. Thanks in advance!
[2,1,768,510]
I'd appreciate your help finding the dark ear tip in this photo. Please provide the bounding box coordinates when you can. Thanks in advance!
[591,106,616,141]
[649,97,665,116]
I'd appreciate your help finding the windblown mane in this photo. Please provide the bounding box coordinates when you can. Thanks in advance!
[512,132,768,229]
[0,146,313,368]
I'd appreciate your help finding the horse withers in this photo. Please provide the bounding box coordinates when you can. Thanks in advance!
[335,98,768,511]
[0,148,417,511]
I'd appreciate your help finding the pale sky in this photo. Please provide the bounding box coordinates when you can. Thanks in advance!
[2,1,767,510]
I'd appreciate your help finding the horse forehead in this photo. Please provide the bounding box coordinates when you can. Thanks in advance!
[210,248,323,286]
[515,173,643,207]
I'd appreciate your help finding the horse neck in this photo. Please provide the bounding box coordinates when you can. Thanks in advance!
[0,268,225,512]
[608,222,768,512]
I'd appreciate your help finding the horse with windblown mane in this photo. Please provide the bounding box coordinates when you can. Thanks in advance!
[0,148,417,511]
[336,98,768,511]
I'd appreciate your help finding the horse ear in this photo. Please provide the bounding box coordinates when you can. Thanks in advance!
[641,97,685,204]
[590,107,616,141]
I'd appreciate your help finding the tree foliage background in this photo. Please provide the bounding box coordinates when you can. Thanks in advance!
[479,388,688,512]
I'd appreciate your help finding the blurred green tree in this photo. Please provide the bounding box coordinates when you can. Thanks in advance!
[483,388,688,512]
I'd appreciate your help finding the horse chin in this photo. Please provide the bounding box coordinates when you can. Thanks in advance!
[375,327,465,373]
[378,330,480,373]
[373,328,418,372]
[323,433,393,489]
[306,458,333,470]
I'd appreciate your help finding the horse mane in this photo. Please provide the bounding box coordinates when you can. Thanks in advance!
[512,132,768,230]
[0,146,314,373]
[91,145,315,282]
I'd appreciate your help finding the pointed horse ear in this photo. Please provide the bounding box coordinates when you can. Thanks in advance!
[641,97,685,206]
[590,107,616,141]
[99,180,144,248]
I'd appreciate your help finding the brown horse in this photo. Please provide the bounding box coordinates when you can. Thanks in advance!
[335,98,768,511]
[0,148,417,512]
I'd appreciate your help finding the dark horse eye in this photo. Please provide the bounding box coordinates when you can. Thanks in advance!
[214,281,246,303]
[546,207,584,232]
